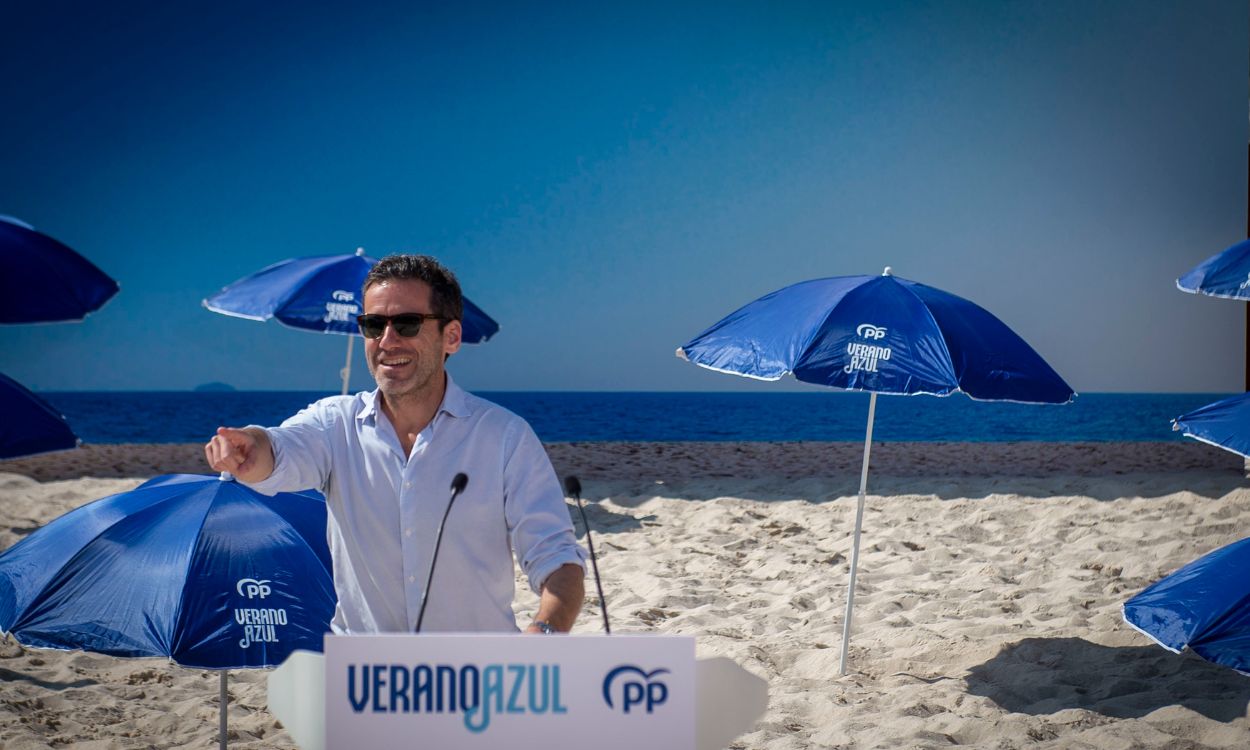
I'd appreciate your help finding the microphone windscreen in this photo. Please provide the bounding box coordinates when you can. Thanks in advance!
[451,473,468,493]
[564,475,582,497]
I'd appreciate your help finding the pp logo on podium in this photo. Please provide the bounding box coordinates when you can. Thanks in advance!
[602,665,670,714]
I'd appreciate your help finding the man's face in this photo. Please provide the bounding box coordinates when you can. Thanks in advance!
[362,279,462,402]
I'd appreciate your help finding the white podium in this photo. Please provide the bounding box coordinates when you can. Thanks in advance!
[269,635,767,750]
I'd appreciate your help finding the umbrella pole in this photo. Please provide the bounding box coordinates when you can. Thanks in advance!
[839,391,877,676]
[219,670,228,750]
[340,335,355,396]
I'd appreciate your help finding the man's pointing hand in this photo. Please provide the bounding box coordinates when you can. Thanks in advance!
[204,426,274,483]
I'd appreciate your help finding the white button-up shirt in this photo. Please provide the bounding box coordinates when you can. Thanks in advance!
[246,375,585,634]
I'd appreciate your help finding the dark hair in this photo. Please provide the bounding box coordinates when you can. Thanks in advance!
[362,254,463,327]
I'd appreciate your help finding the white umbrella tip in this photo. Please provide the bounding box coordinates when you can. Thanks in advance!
[882,266,893,276]
[675,347,688,361]
[355,247,365,256]
[218,471,235,482]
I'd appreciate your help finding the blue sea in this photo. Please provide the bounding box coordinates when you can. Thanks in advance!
[35,391,1231,444]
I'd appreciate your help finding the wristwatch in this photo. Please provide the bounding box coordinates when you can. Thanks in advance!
[531,620,557,634]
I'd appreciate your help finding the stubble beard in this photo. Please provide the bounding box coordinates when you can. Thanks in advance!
[371,355,441,408]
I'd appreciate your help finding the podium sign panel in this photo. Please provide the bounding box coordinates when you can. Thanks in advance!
[324,634,695,750]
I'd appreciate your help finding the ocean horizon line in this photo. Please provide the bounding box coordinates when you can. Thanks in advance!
[28,391,1232,444]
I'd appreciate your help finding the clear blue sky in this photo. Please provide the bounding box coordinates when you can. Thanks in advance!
[1,1,1246,392]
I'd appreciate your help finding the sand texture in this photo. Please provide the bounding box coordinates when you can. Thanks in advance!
[0,441,1247,749]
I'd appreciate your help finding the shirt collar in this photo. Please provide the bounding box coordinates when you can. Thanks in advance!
[439,373,472,419]
[356,372,473,424]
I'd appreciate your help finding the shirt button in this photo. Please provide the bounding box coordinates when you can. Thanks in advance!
[408,575,416,583]
[404,528,412,537]
[405,482,412,488]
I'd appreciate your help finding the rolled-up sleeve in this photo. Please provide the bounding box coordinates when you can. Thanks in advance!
[243,404,336,496]
[503,423,586,594]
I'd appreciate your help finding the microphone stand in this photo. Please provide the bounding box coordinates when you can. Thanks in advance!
[565,475,610,634]
[415,472,468,633]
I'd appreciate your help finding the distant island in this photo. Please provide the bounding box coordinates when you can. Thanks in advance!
[193,382,236,392]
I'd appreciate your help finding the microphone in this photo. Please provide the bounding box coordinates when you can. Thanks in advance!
[415,472,469,633]
[565,475,610,634]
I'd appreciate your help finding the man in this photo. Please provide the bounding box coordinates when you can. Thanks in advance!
[205,254,585,635]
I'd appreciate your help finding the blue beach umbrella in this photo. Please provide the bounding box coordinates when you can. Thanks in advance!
[1172,392,1250,458]
[1123,537,1250,675]
[0,215,119,323]
[0,473,334,748]
[0,372,78,459]
[1176,238,1250,300]
[203,248,500,394]
[677,268,1074,674]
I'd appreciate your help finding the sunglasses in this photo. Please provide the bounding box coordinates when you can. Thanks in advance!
[356,313,448,339]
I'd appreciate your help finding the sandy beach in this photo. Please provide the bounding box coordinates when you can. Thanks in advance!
[1,441,1248,749]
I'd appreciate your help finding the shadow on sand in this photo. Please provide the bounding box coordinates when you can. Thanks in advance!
[565,499,647,538]
[0,665,97,691]
[966,637,1250,722]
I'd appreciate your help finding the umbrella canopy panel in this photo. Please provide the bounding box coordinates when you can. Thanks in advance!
[0,216,119,323]
[1177,238,1250,300]
[1173,391,1250,459]
[1123,537,1250,675]
[204,253,373,334]
[0,473,333,669]
[203,251,500,343]
[0,372,78,459]
[679,272,1073,403]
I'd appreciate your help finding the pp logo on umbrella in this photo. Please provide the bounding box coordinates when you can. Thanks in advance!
[237,577,273,599]
[846,323,892,374]
[324,290,358,324]
[855,323,887,340]
[234,577,290,650]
